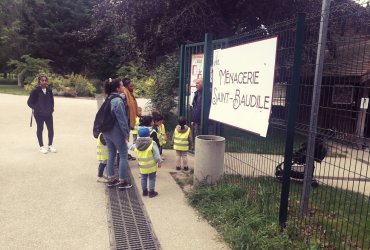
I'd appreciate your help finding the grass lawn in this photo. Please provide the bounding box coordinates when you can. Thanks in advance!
[174,173,370,249]
[0,85,29,95]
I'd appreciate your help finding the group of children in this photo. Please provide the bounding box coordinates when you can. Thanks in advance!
[96,108,193,198]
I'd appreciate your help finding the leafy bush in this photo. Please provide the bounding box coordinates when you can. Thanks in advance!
[90,78,104,94]
[25,73,96,97]
[67,73,96,96]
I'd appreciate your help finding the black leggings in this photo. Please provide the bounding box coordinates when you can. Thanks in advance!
[34,115,54,147]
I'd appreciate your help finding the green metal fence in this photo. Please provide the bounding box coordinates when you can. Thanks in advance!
[178,1,370,248]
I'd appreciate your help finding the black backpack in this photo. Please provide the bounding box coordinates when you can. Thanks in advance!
[93,94,124,138]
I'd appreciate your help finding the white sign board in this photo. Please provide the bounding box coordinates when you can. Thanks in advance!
[190,54,204,105]
[209,37,278,137]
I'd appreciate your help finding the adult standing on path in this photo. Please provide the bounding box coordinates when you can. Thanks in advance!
[121,77,138,160]
[27,75,57,154]
[104,79,132,189]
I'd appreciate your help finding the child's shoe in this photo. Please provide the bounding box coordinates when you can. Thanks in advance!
[176,166,181,171]
[143,189,148,196]
[97,177,108,183]
[183,166,189,172]
[148,191,158,198]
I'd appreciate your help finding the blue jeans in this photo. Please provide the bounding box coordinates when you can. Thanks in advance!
[103,126,128,181]
[141,172,156,192]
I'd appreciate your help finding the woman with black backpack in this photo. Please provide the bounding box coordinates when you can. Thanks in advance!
[102,79,132,190]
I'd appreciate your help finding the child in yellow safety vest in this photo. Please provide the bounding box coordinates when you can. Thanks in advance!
[128,127,162,198]
[172,116,193,172]
[131,107,142,143]
[153,114,167,158]
[96,133,108,182]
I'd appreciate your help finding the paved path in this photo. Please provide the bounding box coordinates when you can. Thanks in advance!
[0,94,109,249]
[0,93,229,250]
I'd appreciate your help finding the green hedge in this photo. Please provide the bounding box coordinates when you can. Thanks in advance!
[0,79,18,85]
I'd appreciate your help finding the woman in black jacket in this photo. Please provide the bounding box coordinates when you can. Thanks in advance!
[27,75,56,154]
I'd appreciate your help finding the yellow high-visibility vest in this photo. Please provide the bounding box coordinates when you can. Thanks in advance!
[173,127,190,151]
[135,141,158,174]
[159,123,166,145]
[156,128,163,146]
[131,116,140,135]
[97,133,108,161]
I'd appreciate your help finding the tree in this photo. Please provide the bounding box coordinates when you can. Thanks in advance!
[149,53,179,115]
[17,0,95,74]
[0,0,23,76]
[7,55,51,86]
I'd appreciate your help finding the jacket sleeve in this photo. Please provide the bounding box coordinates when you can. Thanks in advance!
[27,89,38,110]
[111,97,130,139]
[50,88,54,112]
[152,143,162,163]
[151,132,160,148]
[127,143,136,151]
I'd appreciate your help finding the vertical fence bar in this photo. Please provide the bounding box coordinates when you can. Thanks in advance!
[279,13,306,227]
[178,44,186,116]
[201,33,213,135]
[301,0,332,215]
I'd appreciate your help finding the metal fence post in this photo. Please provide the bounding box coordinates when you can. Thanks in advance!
[201,33,213,135]
[301,0,332,215]
[279,13,306,227]
[178,44,186,116]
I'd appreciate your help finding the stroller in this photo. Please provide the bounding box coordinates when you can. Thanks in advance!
[275,137,327,187]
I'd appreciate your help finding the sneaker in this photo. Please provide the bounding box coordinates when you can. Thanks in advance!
[118,181,133,190]
[97,177,108,183]
[39,146,48,154]
[128,154,136,161]
[48,145,57,153]
[107,178,119,188]
[143,189,148,196]
[183,166,189,172]
[148,191,158,198]
[176,166,181,171]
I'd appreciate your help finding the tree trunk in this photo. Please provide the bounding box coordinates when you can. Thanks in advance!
[17,70,25,87]
[17,74,24,87]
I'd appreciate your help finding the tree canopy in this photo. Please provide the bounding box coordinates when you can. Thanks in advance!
[0,0,368,79]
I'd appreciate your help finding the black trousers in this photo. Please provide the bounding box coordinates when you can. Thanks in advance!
[34,114,54,147]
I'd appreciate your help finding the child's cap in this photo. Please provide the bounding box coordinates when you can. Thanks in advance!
[138,127,150,137]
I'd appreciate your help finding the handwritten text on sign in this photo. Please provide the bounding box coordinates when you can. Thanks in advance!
[209,37,278,137]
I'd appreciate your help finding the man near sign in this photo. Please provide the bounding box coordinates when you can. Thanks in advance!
[191,78,203,135]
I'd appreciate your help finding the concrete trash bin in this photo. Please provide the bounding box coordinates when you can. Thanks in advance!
[95,94,104,109]
[194,135,225,185]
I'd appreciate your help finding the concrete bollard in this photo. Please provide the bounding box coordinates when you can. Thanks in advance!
[95,94,104,109]
[194,135,225,185]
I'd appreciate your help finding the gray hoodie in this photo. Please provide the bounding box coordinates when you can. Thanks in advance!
[128,137,162,163]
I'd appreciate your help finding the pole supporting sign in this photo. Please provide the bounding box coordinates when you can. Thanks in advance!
[209,37,278,137]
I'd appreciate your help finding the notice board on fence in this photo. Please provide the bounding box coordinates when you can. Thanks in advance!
[209,37,278,137]
[190,54,204,105]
